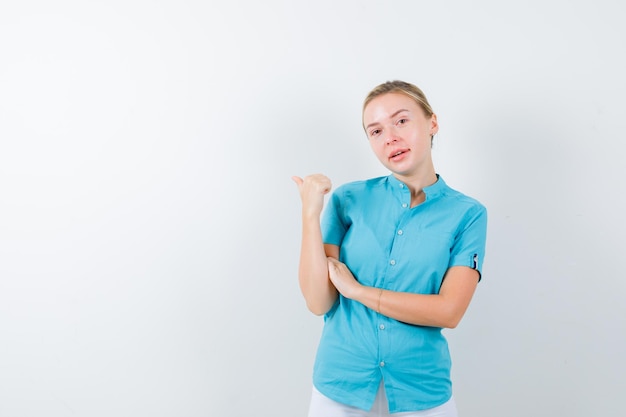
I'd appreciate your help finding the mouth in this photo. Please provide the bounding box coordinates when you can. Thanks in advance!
[389,149,409,160]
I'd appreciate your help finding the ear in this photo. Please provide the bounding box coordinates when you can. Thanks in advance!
[430,113,439,135]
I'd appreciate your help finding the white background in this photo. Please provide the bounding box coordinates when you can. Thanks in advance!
[1,1,625,416]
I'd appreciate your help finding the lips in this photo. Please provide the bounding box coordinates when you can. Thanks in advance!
[388,148,409,160]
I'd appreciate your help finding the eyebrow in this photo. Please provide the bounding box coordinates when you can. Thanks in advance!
[365,109,409,130]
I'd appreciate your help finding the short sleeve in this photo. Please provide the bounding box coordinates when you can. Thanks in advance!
[321,187,349,247]
[449,204,488,280]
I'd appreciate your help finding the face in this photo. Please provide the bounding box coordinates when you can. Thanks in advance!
[363,92,438,178]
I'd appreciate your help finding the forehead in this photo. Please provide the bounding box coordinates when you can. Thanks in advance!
[363,92,423,124]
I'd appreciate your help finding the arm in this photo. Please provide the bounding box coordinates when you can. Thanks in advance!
[328,258,478,328]
[292,174,339,315]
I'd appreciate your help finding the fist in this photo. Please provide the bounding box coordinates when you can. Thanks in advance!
[292,174,332,216]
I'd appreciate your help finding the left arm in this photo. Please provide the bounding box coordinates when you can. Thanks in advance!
[327,258,478,328]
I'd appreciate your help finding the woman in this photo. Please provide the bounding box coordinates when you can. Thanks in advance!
[292,80,487,416]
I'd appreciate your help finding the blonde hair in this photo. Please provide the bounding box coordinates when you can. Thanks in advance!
[363,80,434,117]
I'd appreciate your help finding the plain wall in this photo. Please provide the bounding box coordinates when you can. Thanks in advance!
[1,1,624,415]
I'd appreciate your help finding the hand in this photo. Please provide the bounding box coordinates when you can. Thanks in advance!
[292,174,332,217]
[327,257,362,300]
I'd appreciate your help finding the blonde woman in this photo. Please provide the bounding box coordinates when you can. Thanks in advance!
[293,80,487,417]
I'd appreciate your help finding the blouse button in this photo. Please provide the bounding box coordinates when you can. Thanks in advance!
[397,229,403,235]
[402,203,408,208]
[379,361,386,367]
[389,260,396,266]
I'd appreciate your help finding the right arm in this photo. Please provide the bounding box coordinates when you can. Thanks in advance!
[292,174,339,315]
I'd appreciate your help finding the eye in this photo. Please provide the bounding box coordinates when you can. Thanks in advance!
[369,129,381,137]
[397,118,408,125]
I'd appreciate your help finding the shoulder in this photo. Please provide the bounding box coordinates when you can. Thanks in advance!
[438,178,487,216]
[446,187,485,210]
[334,175,389,195]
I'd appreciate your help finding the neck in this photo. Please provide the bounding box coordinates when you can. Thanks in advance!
[393,169,438,207]
[394,169,437,193]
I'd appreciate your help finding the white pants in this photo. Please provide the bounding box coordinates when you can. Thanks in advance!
[307,382,459,417]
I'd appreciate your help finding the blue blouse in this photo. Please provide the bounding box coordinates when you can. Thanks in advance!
[315,175,487,412]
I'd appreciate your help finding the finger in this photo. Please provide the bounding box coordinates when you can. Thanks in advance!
[291,176,303,187]
[327,258,335,269]
[327,257,341,270]
[320,179,332,194]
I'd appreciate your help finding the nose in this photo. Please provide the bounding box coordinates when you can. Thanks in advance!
[384,126,399,144]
